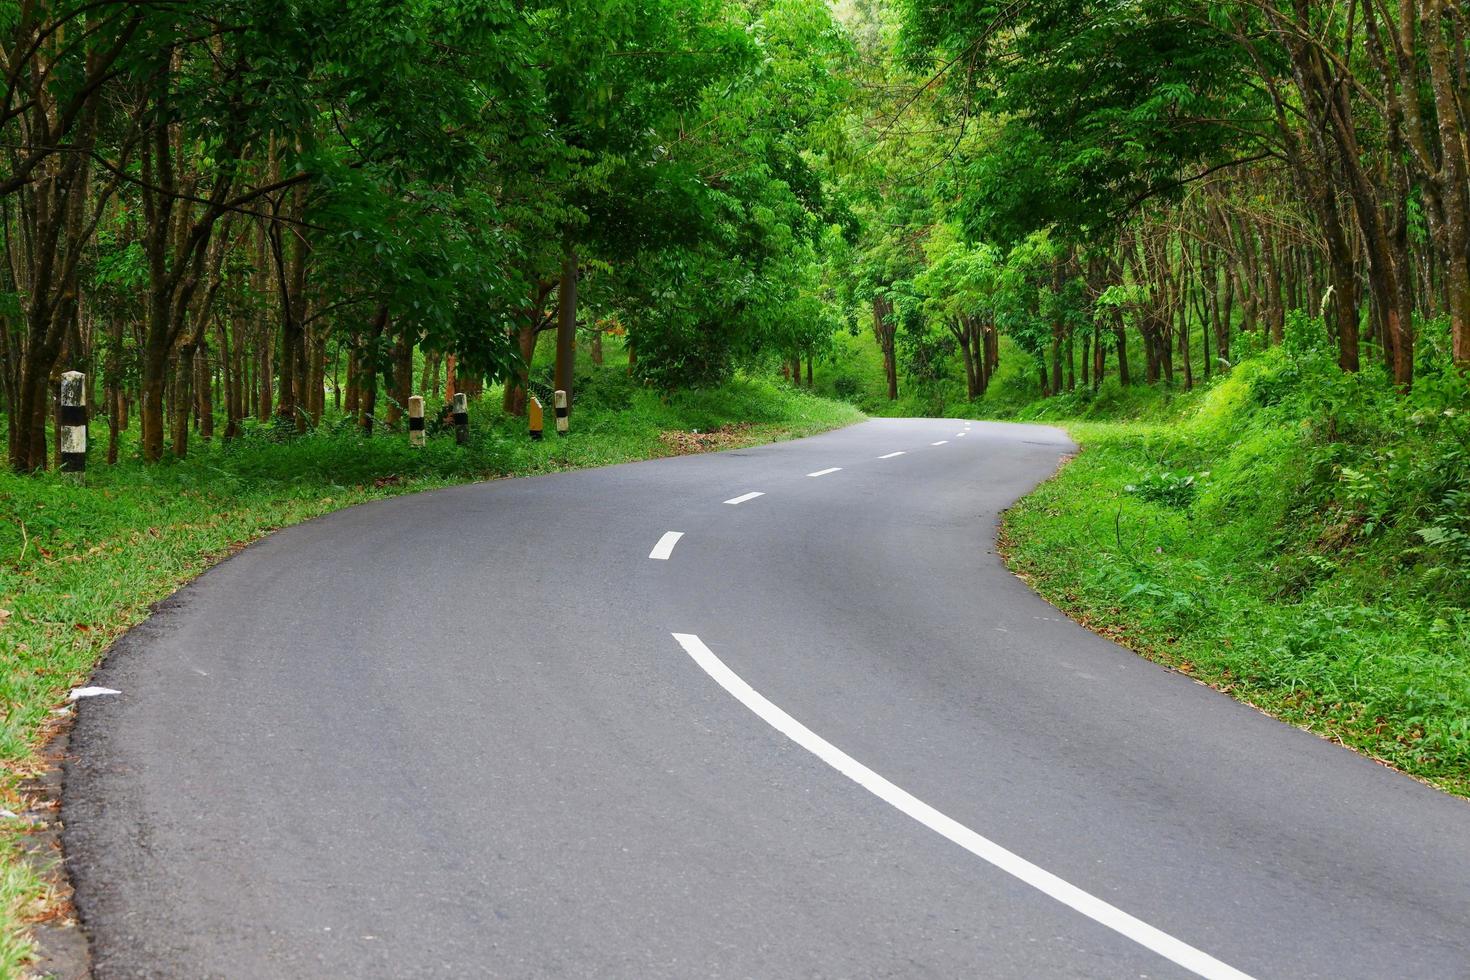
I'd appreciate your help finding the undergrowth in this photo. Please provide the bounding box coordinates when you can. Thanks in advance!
[1003,323,1470,796]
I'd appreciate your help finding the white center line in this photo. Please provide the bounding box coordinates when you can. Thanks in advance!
[956,432,967,438]
[649,531,684,560]
[807,467,842,478]
[931,440,948,446]
[724,492,765,505]
[878,451,906,459]
[670,634,1253,980]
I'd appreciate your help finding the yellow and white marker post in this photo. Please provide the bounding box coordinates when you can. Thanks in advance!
[452,392,469,445]
[408,395,425,447]
[529,396,544,440]
[60,371,87,481]
[554,389,569,436]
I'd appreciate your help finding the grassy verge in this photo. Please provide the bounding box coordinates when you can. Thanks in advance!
[1000,345,1470,798]
[0,370,861,971]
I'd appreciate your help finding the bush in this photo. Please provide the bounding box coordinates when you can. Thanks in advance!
[1125,469,1206,509]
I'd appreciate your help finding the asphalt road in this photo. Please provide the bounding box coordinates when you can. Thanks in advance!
[64,418,1470,979]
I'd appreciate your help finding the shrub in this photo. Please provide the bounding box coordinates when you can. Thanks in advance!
[1125,469,1206,509]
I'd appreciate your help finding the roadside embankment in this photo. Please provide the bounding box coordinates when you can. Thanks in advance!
[999,345,1470,798]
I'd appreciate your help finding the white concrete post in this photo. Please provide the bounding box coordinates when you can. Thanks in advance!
[60,371,87,478]
[554,389,569,436]
[408,395,425,447]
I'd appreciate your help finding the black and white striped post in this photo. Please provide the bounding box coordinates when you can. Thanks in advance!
[529,396,544,440]
[554,389,569,436]
[60,371,87,479]
[453,392,468,445]
[408,395,425,447]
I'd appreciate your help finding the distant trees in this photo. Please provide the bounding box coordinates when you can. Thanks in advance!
[879,0,1470,394]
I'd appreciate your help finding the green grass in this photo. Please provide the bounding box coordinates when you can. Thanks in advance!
[1000,345,1470,798]
[0,365,861,972]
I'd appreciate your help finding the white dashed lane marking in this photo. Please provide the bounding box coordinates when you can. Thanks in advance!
[807,467,842,478]
[649,532,684,560]
[878,452,906,459]
[724,492,765,505]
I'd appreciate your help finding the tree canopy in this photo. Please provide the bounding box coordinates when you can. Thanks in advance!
[5,0,1470,472]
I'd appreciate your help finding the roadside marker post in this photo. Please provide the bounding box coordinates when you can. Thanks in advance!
[529,396,544,440]
[408,395,425,447]
[453,392,469,445]
[60,371,87,481]
[554,389,569,436]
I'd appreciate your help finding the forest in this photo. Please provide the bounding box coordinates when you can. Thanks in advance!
[5,0,1470,463]
[3,0,1470,969]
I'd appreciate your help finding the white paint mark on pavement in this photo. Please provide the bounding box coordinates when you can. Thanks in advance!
[670,632,1254,980]
[956,432,968,438]
[931,440,948,446]
[878,452,906,459]
[69,687,120,701]
[725,492,765,505]
[807,467,842,478]
[649,532,685,560]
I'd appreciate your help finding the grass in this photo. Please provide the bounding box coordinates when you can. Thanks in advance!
[998,341,1470,798]
[0,362,861,972]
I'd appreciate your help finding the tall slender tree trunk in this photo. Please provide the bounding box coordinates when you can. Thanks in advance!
[872,294,897,400]
[385,333,412,429]
[359,306,389,434]
[1113,311,1131,386]
[197,344,213,440]
[106,319,123,463]
[554,245,578,410]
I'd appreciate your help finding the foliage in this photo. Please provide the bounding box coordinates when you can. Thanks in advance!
[1125,470,1205,510]
[1004,342,1470,797]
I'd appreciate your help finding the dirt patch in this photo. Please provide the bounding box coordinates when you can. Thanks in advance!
[657,423,757,455]
[11,713,89,979]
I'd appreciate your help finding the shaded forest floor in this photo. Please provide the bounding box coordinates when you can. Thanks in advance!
[998,342,1470,800]
[0,369,861,973]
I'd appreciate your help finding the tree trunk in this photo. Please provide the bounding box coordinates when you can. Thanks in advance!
[257,336,272,422]
[1080,328,1090,389]
[554,245,578,410]
[106,319,123,464]
[956,318,978,399]
[344,340,360,416]
[872,294,898,400]
[359,306,389,435]
[172,344,194,457]
[197,344,213,440]
[385,334,411,428]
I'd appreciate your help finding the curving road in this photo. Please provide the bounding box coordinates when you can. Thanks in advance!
[64,419,1470,978]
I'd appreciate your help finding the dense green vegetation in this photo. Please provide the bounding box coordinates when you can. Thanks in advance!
[6,0,1470,970]
[1004,333,1470,796]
